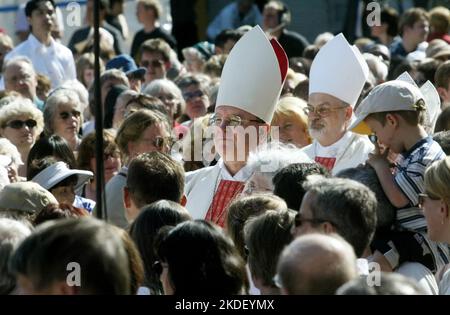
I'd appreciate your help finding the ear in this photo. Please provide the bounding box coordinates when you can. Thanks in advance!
[437,87,449,102]
[441,201,449,219]
[385,113,399,128]
[180,194,187,206]
[322,221,336,234]
[123,186,131,210]
[345,106,353,121]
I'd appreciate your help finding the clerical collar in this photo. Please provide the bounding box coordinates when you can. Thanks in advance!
[315,131,353,158]
[217,158,253,182]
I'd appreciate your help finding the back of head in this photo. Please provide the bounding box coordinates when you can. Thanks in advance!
[336,165,395,229]
[244,209,295,291]
[10,218,131,294]
[433,131,450,155]
[302,176,378,257]
[277,233,357,295]
[32,203,89,226]
[156,220,247,295]
[435,106,450,133]
[424,156,450,204]
[273,163,329,210]
[336,272,425,295]
[226,194,287,258]
[0,218,32,294]
[127,152,185,209]
[129,200,191,293]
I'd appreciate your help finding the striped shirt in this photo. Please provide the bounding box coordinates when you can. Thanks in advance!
[394,137,445,232]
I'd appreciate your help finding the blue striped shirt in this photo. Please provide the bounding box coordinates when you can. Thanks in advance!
[394,137,445,232]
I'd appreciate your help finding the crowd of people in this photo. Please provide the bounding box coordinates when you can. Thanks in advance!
[0,0,450,295]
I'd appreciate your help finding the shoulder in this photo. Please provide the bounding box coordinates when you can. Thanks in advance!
[411,138,445,164]
[186,165,216,183]
[6,41,28,59]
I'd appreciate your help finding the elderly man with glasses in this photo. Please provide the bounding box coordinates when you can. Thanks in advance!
[184,26,288,226]
[301,33,374,175]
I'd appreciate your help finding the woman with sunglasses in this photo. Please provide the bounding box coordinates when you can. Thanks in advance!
[0,98,44,177]
[422,156,450,295]
[43,89,83,153]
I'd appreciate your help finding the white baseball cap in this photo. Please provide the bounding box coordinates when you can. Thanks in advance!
[31,161,93,191]
[349,80,425,134]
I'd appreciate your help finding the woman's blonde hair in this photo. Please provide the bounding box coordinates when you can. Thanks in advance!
[271,96,311,144]
[425,156,450,205]
[0,99,44,136]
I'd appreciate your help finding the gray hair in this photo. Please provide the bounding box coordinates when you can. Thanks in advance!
[100,69,130,88]
[0,218,32,294]
[2,56,36,75]
[336,165,395,229]
[44,89,83,136]
[302,176,378,257]
[143,79,185,116]
[247,142,312,176]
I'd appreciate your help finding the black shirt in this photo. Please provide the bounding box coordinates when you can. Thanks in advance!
[68,24,124,56]
[130,27,177,61]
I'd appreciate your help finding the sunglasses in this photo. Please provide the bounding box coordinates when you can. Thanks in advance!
[183,90,204,101]
[59,111,81,120]
[141,59,165,68]
[152,260,168,276]
[6,119,37,129]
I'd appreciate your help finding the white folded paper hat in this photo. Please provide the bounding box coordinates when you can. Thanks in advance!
[216,26,288,123]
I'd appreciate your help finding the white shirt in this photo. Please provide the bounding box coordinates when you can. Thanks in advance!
[5,34,76,89]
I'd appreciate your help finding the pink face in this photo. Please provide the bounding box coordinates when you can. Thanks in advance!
[364,116,401,153]
[182,85,209,120]
[129,123,171,158]
[140,52,168,84]
[407,19,430,44]
[1,114,39,150]
[89,149,122,183]
[52,102,81,145]
[273,115,310,148]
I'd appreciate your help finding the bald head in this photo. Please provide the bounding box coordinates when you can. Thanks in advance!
[277,233,358,295]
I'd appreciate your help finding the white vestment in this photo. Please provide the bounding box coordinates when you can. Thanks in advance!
[184,159,253,220]
[302,131,374,175]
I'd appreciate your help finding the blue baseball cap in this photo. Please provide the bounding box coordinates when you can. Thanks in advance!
[106,54,146,78]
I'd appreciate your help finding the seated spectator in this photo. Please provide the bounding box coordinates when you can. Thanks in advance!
[337,272,426,295]
[130,0,177,61]
[242,142,312,196]
[137,38,173,87]
[77,130,121,201]
[10,218,132,294]
[0,99,44,177]
[29,158,95,213]
[177,75,210,125]
[76,52,104,89]
[43,89,83,152]
[32,203,89,226]
[27,135,77,173]
[0,181,57,221]
[0,138,24,183]
[428,6,450,44]
[129,200,191,295]
[370,6,399,47]
[276,233,358,295]
[2,57,43,110]
[0,218,31,295]
[106,54,147,92]
[124,152,185,223]
[244,209,295,294]
[271,96,311,148]
[390,8,429,60]
[226,194,287,259]
[155,220,248,295]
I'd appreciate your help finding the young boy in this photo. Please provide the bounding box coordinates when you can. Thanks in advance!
[350,80,449,273]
